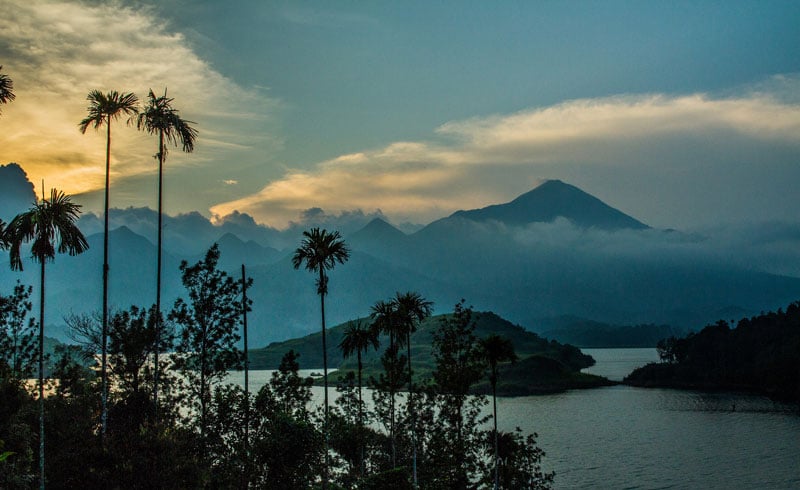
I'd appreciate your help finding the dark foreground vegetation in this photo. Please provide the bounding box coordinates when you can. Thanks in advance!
[0,243,555,488]
[624,301,800,404]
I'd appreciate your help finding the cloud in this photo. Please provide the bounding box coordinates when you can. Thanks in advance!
[211,82,800,228]
[0,0,281,198]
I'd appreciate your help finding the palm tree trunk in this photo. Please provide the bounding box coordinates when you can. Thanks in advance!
[357,349,364,478]
[319,267,329,490]
[154,130,164,418]
[493,377,499,490]
[101,119,111,439]
[38,259,45,490]
[241,264,250,489]
[389,331,396,468]
[408,331,417,488]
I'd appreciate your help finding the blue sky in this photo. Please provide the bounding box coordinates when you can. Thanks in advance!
[1,0,799,229]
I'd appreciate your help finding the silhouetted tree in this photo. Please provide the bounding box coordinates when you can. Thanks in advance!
[0,281,37,380]
[339,320,380,476]
[292,227,350,488]
[135,88,197,414]
[428,300,485,489]
[0,65,15,113]
[6,189,88,490]
[393,291,432,485]
[79,89,139,437]
[171,243,245,450]
[479,334,517,490]
[371,298,405,467]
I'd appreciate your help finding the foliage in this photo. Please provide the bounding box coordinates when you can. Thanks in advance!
[0,65,15,111]
[627,301,800,403]
[6,188,89,271]
[0,281,37,379]
[171,243,246,440]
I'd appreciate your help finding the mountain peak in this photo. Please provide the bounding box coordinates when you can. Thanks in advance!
[353,217,406,240]
[451,180,648,230]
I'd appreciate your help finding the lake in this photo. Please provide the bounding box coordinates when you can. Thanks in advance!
[228,348,800,489]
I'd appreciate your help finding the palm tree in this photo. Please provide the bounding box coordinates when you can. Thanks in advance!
[0,219,8,249]
[370,298,404,467]
[135,88,197,413]
[6,189,89,490]
[339,319,380,476]
[292,227,350,488]
[0,65,15,113]
[79,89,139,438]
[479,334,517,490]
[393,291,432,486]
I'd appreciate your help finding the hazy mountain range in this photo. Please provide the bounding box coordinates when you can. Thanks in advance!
[2,163,800,347]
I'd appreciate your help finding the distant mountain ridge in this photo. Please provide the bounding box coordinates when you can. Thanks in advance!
[2,177,799,348]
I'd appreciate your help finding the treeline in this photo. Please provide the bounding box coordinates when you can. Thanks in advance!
[624,301,800,403]
[0,243,555,488]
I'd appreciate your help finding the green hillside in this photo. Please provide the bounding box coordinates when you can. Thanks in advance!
[249,311,612,395]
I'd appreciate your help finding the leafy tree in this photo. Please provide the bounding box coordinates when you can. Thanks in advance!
[478,334,517,490]
[0,65,15,113]
[79,89,139,437]
[0,282,37,380]
[477,429,554,490]
[252,350,322,488]
[171,243,246,448]
[135,88,197,413]
[427,300,486,489]
[108,306,162,397]
[6,188,88,489]
[292,227,350,488]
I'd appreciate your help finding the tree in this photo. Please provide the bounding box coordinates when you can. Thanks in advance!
[79,89,139,438]
[370,298,404,468]
[479,334,517,490]
[135,88,197,414]
[393,291,432,486]
[6,188,88,490]
[0,219,9,249]
[428,300,485,489]
[292,227,350,488]
[339,320,380,476]
[171,243,245,450]
[0,65,15,113]
[0,281,37,380]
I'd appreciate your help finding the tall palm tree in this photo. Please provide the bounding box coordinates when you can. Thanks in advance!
[0,65,15,113]
[136,88,197,413]
[339,320,380,476]
[393,291,432,487]
[292,227,349,488]
[6,189,89,490]
[479,334,517,490]
[79,89,139,438]
[370,298,403,467]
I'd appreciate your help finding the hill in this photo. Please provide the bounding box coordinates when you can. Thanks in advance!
[624,301,800,403]
[249,310,612,395]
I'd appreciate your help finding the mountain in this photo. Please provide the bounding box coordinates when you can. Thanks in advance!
[2,179,799,348]
[450,179,649,230]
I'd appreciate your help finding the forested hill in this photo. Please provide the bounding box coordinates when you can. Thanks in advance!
[624,301,800,403]
[250,311,592,373]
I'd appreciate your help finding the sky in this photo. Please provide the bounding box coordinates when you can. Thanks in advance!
[1,0,799,230]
